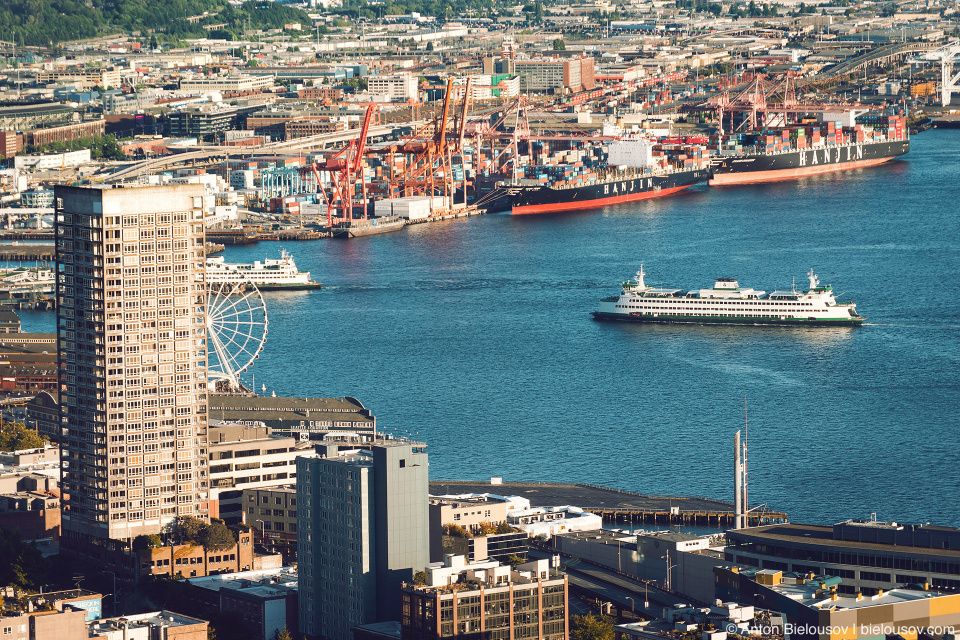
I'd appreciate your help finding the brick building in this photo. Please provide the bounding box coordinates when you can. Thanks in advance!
[184,567,298,640]
[284,117,346,141]
[298,86,345,102]
[138,529,254,579]
[26,118,105,148]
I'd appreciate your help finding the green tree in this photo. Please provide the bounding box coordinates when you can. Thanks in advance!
[570,614,615,640]
[426,41,434,51]
[0,422,46,452]
[412,570,428,586]
[149,34,158,50]
[505,553,525,568]
[200,519,237,552]
[132,534,163,550]
[96,135,125,160]
[477,521,498,535]
[0,529,48,591]
[445,523,471,538]
[169,516,206,545]
[552,38,566,50]
[495,521,516,534]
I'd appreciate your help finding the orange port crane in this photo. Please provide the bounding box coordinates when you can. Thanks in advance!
[302,103,378,228]
[366,77,471,209]
[467,95,619,182]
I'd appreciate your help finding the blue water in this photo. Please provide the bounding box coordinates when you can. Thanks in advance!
[21,129,960,527]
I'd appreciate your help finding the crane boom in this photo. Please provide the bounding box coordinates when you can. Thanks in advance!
[457,77,473,154]
[436,77,454,154]
[353,104,378,173]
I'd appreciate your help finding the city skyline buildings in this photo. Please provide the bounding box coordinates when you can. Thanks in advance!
[55,184,210,546]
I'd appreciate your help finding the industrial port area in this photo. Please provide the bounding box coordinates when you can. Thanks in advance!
[0,0,958,639]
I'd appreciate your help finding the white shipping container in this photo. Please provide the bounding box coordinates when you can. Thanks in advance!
[376,196,432,220]
[300,203,323,217]
[374,198,399,215]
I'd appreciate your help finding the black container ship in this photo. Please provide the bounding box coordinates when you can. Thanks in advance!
[511,168,709,214]
[507,136,710,215]
[709,113,909,186]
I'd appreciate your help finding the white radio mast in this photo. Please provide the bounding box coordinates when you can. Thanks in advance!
[744,396,749,526]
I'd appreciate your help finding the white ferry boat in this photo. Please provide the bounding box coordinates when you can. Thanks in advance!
[205,250,321,291]
[592,267,863,326]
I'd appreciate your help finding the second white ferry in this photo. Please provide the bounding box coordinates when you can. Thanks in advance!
[592,266,863,326]
[205,250,321,291]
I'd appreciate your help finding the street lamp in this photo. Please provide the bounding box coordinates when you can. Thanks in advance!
[663,550,678,591]
[626,595,635,613]
[100,570,117,616]
[255,519,265,544]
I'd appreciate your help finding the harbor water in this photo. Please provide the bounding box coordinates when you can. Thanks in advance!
[21,129,960,526]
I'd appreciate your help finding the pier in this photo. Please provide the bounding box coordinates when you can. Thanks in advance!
[0,232,54,241]
[428,480,787,527]
[404,207,487,225]
[0,245,55,262]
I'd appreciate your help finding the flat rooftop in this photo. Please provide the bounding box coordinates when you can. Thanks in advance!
[210,393,371,414]
[184,566,298,593]
[429,480,749,514]
[773,583,941,611]
[556,529,638,544]
[731,523,960,558]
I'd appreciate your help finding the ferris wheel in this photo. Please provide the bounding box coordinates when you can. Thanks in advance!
[205,279,269,390]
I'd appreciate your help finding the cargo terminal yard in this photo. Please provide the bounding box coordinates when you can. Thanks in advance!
[1,8,956,233]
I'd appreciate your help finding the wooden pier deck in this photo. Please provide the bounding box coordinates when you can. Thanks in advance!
[429,480,787,527]
[0,245,55,262]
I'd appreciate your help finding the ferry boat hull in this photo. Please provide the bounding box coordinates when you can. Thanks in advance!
[709,140,909,186]
[510,169,708,215]
[255,282,322,291]
[591,310,864,327]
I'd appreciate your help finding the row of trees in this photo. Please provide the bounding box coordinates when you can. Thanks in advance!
[444,520,518,538]
[25,135,125,160]
[132,516,238,552]
[0,0,313,48]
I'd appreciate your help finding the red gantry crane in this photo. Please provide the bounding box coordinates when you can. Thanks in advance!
[302,103,378,228]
